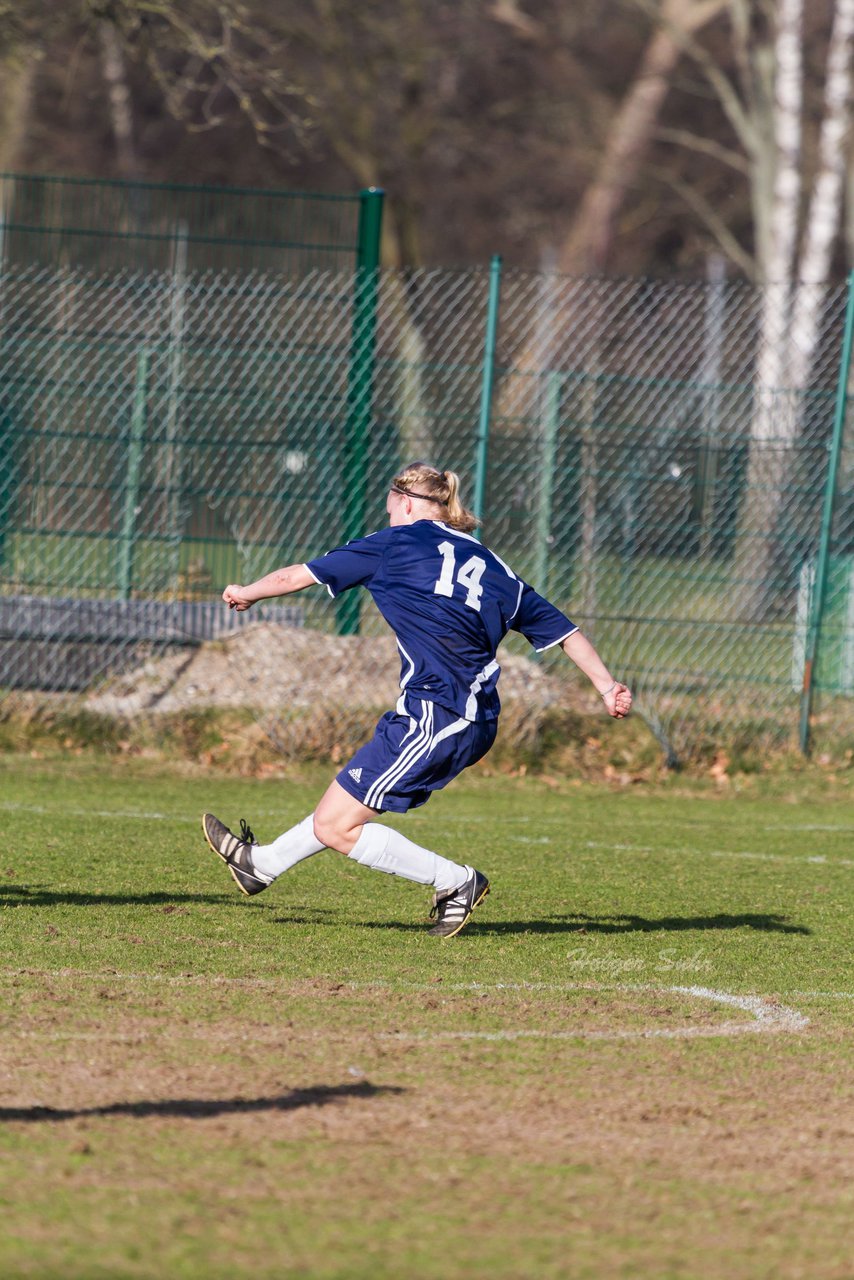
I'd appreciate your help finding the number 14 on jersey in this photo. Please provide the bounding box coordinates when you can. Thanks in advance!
[433,540,487,612]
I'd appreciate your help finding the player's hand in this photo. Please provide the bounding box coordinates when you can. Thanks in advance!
[603,682,632,719]
[223,584,253,611]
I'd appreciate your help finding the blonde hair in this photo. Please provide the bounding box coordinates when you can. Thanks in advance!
[391,462,479,534]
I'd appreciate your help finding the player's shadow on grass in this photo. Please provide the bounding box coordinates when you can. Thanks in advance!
[0,1081,404,1124]
[0,885,257,908]
[357,912,811,935]
[482,912,811,936]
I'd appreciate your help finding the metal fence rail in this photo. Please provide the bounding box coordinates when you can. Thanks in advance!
[0,595,303,691]
[1,258,852,764]
[0,172,382,274]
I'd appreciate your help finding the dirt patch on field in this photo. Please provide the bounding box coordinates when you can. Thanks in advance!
[2,975,852,1278]
[3,976,849,1193]
[3,1000,852,1195]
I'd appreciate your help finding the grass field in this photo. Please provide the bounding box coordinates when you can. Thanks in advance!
[1,753,852,1279]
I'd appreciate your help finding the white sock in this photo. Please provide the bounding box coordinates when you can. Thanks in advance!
[251,815,326,880]
[348,824,468,894]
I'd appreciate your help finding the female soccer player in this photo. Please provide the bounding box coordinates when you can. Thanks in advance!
[202,463,632,938]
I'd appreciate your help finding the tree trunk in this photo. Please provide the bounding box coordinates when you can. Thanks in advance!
[734,0,804,621]
[787,0,854,392]
[559,0,727,276]
[498,0,726,430]
[98,20,139,180]
[559,30,681,275]
[494,0,726,611]
[0,56,35,172]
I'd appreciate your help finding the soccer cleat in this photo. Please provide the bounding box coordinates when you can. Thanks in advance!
[202,812,272,897]
[428,867,490,939]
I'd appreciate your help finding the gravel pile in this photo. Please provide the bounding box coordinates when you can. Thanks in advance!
[85,622,570,718]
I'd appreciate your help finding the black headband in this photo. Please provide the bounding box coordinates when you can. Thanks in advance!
[390,483,445,504]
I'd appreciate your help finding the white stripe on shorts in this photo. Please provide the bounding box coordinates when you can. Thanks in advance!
[429,716,469,750]
[365,703,471,811]
[368,700,433,811]
[364,699,434,810]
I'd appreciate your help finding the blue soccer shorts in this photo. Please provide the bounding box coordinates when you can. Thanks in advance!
[336,695,498,813]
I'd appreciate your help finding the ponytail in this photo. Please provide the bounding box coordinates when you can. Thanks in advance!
[442,471,479,534]
[391,462,479,534]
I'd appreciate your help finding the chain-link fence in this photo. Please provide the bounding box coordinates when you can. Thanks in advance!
[1,256,852,765]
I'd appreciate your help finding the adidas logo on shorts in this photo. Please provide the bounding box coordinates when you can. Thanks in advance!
[348,767,363,782]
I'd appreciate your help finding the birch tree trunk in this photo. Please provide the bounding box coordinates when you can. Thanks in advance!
[726,0,854,625]
[98,20,140,180]
[787,0,854,394]
[733,0,804,618]
[768,0,854,622]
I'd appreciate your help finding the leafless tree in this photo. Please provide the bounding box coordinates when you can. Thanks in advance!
[558,0,729,275]
[677,0,854,613]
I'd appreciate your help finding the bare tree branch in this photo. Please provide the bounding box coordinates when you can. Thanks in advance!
[654,123,751,173]
[486,0,546,43]
[84,0,314,152]
[655,167,757,276]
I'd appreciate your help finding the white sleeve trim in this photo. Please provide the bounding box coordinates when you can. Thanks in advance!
[534,626,578,653]
[302,563,335,598]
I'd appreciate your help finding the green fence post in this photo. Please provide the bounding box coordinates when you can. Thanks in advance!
[337,187,384,635]
[0,185,9,578]
[163,221,188,589]
[798,269,854,754]
[472,254,502,535]
[0,412,12,579]
[534,371,561,593]
[118,349,149,600]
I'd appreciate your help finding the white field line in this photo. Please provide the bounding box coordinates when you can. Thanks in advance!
[366,982,810,1042]
[0,971,812,1041]
[0,967,310,988]
[0,802,198,823]
[789,990,854,999]
[2,801,853,867]
[6,798,854,836]
[413,812,854,832]
[0,802,310,825]
[0,803,533,823]
[580,840,854,868]
[0,802,813,831]
[0,969,843,1002]
[764,823,854,832]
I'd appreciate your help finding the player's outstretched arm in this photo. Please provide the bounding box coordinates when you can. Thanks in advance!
[561,630,632,719]
[222,563,318,611]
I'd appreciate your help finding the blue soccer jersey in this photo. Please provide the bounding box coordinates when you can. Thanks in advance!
[305,521,576,723]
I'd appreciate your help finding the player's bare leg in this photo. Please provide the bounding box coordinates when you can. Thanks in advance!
[204,781,490,935]
[314,780,489,937]
[311,780,378,854]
